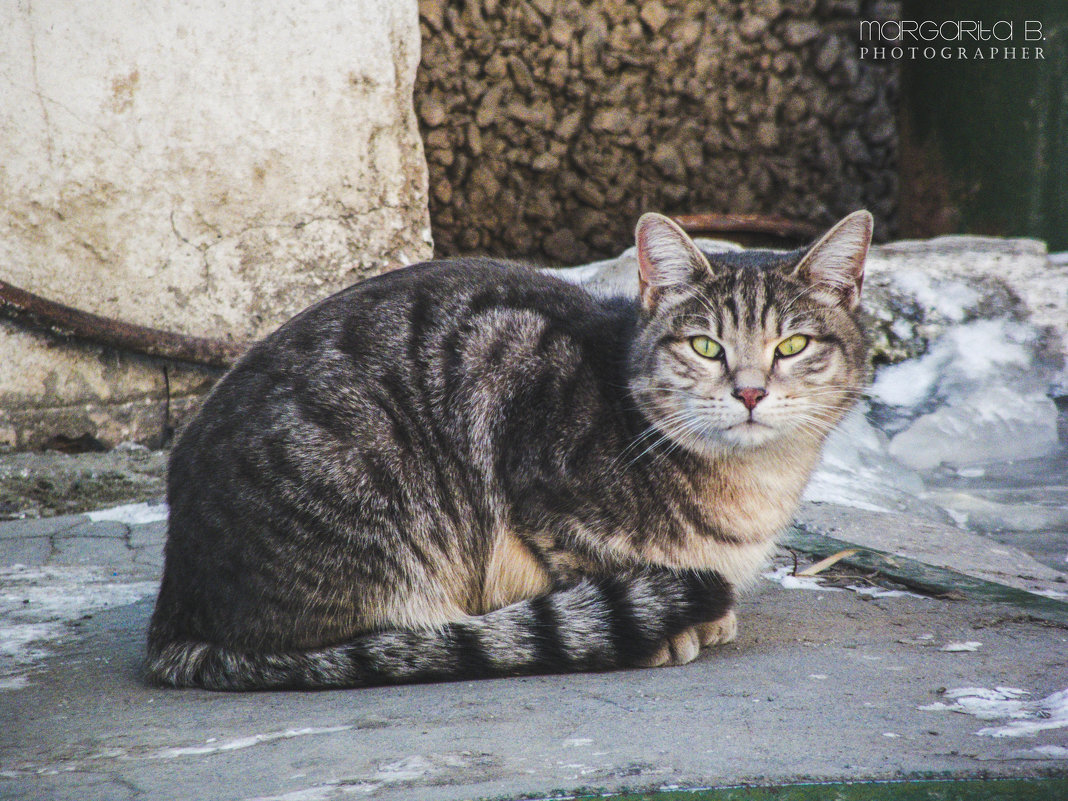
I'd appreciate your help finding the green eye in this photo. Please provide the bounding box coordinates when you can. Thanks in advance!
[776,334,810,357]
[690,336,723,359]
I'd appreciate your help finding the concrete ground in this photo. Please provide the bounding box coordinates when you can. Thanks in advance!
[1,493,1066,801]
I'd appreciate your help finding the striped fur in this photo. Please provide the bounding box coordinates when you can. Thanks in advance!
[147,212,871,690]
[149,568,731,690]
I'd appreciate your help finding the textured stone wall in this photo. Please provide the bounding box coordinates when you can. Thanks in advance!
[0,0,430,450]
[416,0,899,263]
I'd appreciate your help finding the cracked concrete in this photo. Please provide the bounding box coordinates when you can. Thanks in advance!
[0,511,164,578]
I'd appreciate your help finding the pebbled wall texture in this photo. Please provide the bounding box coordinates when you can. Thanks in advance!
[416,0,900,264]
[0,0,431,450]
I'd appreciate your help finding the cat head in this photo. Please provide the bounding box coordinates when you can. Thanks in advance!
[628,211,872,455]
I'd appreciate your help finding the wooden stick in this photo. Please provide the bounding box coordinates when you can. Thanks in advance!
[0,278,247,368]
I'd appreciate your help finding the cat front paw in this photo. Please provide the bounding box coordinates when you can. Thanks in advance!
[696,609,738,646]
[639,626,702,668]
[638,610,739,668]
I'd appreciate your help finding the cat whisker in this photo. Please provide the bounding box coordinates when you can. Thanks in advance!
[623,410,712,469]
[614,408,700,467]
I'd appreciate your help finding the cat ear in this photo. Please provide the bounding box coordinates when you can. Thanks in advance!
[635,213,712,308]
[791,210,873,309]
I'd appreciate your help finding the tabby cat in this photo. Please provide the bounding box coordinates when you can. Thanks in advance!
[147,210,872,690]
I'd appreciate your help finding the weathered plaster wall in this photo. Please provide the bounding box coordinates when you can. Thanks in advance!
[416,0,899,264]
[0,0,431,449]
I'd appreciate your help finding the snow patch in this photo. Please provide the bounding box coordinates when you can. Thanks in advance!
[870,319,1060,470]
[0,565,159,689]
[886,269,980,323]
[846,585,924,599]
[242,752,484,800]
[244,787,343,801]
[871,320,1038,409]
[1030,588,1068,600]
[805,404,923,513]
[920,686,1068,738]
[152,726,352,759]
[86,501,169,525]
[562,737,593,747]
[1012,747,1068,760]
[762,565,842,592]
[940,641,982,652]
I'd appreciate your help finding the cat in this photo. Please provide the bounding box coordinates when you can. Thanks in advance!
[146,210,872,690]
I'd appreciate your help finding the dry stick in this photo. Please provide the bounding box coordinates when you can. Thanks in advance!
[674,213,822,242]
[0,278,248,368]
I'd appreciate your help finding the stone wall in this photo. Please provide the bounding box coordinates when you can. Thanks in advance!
[0,0,431,450]
[416,0,899,263]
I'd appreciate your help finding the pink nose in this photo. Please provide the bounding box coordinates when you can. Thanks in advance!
[733,386,767,411]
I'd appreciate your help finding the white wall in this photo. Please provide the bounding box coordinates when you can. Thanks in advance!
[0,0,431,448]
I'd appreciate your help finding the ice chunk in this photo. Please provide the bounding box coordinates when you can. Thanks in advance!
[806,404,926,512]
[869,356,941,407]
[919,686,1030,718]
[847,585,924,599]
[922,489,1068,533]
[886,269,981,323]
[86,501,169,525]
[977,688,1068,737]
[871,320,1038,409]
[888,386,1060,470]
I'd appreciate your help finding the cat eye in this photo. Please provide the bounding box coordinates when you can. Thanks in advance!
[690,335,723,359]
[776,334,809,357]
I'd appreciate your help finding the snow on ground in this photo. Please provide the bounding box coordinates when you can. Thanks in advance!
[0,565,159,689]
[804,404,925,514]
[846,585,923,599]
[869,319,1060,470]
[762,565,928,599]
[882,268,981,323]
[762,565,842,591]
[920,686,1068,746]
[86,501,169,525]
[150,726,353,759]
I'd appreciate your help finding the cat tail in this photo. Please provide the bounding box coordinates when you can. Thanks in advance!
[145,568,733,690]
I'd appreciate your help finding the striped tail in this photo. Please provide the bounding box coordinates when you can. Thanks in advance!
[145,568,733,691]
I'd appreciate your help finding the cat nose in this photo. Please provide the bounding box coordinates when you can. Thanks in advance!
[733,386,767,411]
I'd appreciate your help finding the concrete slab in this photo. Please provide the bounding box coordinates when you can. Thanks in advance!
[49,536,137,570]
[0,515,84,540]
[130,544,165,570]
[1,554,1066,801]
[0,537,51,568]
[57,520,130,540]
[796,504,1068,601]
[128,521,167,549]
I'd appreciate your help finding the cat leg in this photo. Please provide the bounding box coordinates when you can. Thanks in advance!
[696,609,738,646]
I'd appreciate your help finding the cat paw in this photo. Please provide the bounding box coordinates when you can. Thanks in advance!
[639,626,702,668]
[696,610,738,646]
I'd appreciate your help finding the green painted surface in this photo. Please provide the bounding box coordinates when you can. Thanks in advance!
[561,778,1068,800]
[901,0,1068,249]
[782,527,1068,627]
